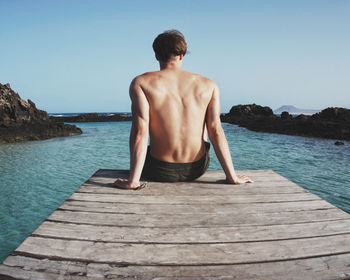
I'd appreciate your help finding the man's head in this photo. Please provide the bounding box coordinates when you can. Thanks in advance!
[152,30,187,62]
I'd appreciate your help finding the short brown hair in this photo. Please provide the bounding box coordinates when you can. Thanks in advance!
[152,30,187,62]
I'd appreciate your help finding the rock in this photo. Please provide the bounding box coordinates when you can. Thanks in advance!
[228,104,274,118]
[335,141,345,146]
[295,114,309,120]
[221,104,350,140]
[0,83,82,144]
[221,104,277,125]
[281,111,293,120]
[312,107,350,122]
[0,84,48,125]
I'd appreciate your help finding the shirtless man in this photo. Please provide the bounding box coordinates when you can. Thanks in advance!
[114,30,253,189]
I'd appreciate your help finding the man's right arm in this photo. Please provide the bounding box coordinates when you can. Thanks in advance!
[206,84,253,184]
[114,76,149,189]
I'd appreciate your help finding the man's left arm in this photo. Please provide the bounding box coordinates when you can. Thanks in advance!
[114,77,149,189]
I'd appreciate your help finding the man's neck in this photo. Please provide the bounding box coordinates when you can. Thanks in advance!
[159,56,183,70]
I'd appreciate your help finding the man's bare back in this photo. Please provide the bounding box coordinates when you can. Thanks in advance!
[135,68,213,163]
[114,30,253,189]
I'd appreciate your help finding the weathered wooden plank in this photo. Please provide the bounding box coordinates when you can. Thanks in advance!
[83,174,299,187]
[76,182,308,195]
[2,254,350,280]
[88,169,295,184]
[92,169,276,178]
[89,169,293,184]
[58,199,334,214]
[46,208,348,227]
[68,192,321,204]
[14,235,350,265]
[33,219,350,243]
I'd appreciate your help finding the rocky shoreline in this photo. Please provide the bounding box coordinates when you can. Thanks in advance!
[221,104,350,141]
[0,83,82,144]
[50,113,131,123]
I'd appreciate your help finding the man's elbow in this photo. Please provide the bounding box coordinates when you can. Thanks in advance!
[134,123,148,141]
[207,125,224,142]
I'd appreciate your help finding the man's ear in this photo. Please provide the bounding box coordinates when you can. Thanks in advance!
[179,54,184,61]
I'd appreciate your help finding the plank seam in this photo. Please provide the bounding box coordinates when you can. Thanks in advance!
[29,231,350,244]
[45,217,350,228]
[74,191,308,195]
[55,207,335,215]
[10,250,350,267]
[66,198,323,205]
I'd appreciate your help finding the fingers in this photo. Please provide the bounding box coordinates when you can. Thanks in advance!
[113,178,147,190]
[240,176,254,183]
[133,182,148,190]
[113,178,127,188]
[115,178,127,183]
[238,175,254,184]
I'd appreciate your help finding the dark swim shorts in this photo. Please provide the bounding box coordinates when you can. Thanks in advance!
[141,142,210,182]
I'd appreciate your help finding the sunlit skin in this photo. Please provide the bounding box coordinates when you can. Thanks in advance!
[114,54,253,189]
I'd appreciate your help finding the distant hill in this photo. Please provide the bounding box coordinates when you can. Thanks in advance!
[274,105,321,115]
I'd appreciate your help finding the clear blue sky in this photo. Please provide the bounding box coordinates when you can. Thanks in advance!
[1,0,349,113]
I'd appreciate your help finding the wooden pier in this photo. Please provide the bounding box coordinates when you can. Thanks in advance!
[1,169,350,279]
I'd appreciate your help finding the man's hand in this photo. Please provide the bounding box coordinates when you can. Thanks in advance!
[113,178,147,190]
[226,175,254,184]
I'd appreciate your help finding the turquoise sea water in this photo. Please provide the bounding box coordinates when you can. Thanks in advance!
[0,121,349,262]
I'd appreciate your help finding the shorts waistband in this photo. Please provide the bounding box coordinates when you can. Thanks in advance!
[147,142,210,169]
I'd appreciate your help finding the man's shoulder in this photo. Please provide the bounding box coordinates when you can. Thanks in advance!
[186,71,217,89]
[131,71,160,85]
[139,71,162,79]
